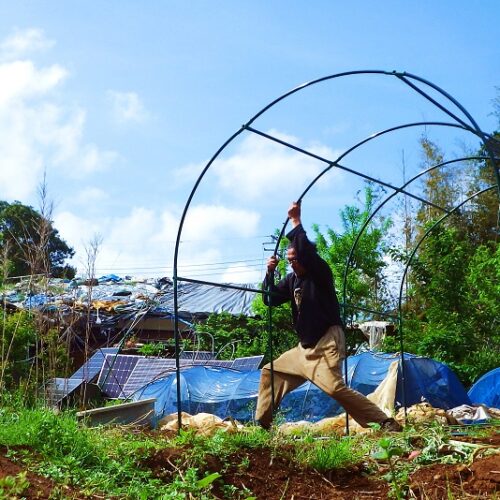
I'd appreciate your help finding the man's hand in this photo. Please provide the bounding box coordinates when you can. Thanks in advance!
[267,255,279,274]
[288,201,301,228]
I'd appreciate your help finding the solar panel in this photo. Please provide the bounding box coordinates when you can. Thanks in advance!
[71,347,119,382]
[98,354,140,398]
[231,355,264,371]
[123,357,224,397]
[46,377,84,406]
[122,358,177,397]
[180,351,215,360]
[203,359,234,369]
[97,353,264,399]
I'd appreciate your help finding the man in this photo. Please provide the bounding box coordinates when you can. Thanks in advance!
[255,201,401,431]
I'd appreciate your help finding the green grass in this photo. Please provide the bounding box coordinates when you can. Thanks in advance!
[0,399,498,499]
[293,435,365,471]
[0,403,215,498]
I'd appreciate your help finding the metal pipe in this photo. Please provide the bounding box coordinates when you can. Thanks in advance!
[397,185,496,418]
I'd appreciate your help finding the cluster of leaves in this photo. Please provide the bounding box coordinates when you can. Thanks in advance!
[196,297,295,363]
[0,200,75,283]
[386,226,499,384]
[0,471,30,499]
[313,185,393,322]
[0,309,69,395]
[0,310,37,390]
[385,133,500,386]
[0,401,209,498]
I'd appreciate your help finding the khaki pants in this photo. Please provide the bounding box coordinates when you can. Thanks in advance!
[255,325,389,428]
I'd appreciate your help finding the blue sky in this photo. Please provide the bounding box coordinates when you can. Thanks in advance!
[0,1,498,283]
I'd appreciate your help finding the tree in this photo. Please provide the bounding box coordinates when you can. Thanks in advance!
[463,133,500,247]
[0,201,76,281]
[384,229,499,385]
[384,125,500,385]
[312,185,393,322]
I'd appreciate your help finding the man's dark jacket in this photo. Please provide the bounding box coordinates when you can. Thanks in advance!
[263,224,343,347]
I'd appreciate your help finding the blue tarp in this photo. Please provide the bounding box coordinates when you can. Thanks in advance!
[132,352,471,425]
[468,367,500,408]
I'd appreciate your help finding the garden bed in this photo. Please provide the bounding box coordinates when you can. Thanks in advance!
[0,405,498,499]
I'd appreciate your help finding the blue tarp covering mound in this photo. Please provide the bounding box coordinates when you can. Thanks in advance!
[133,352,471,424]
[468,367,500,408]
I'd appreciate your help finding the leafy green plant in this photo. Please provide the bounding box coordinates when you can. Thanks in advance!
[372,437,408,499]
[0,310,37,391]
[137,342,165,357]
[313,184,393,324]
[0,471,30,498]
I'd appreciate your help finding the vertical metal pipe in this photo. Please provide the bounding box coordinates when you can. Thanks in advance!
[397,186,495,418]
[267,286,275,417]
[172,128,245,432]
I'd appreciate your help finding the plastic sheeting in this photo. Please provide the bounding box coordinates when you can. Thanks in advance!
[132,367,261,425]
[468,367,500,408]
[132,351,471,425]
[5,277,256,324]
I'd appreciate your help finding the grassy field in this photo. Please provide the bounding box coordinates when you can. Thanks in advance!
[0,398,499,499]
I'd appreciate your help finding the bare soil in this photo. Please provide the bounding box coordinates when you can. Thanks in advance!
[143,442,500,499]
[0,446,100,499]
[1,433,499,499]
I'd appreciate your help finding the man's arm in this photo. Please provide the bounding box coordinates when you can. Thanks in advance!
[286,202,332,287]
[263,255,290,306]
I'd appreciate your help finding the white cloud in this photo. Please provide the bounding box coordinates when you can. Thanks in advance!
[0,30,118,201]
[212,130,344,201]
[0,60,67,108]
[108,90,148,123]
[54,203,262,283]
[182,205,259,241]
[0,28,55,60]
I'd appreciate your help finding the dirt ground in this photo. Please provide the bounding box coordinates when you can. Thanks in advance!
[0,446,100,500]
[1,434,499,499]
[143,436,500,500]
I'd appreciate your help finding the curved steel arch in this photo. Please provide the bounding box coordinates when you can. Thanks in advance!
[173,70,500,431]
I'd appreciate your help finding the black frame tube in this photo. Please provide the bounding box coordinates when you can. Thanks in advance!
[172,70,500,433]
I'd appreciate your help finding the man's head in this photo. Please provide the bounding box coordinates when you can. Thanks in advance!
[287,246,306,277]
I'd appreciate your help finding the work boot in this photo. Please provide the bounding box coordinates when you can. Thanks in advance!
[380,418,403,432]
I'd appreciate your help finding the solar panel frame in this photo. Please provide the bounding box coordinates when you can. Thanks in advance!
[98,354,140,398]
[231,355,264,371]
[46,377,84,405]
[71,347,119,382]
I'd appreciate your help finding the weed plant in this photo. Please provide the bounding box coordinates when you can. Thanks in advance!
[293,434,365,471]
[0,401,498,499]
[0,402,222,498]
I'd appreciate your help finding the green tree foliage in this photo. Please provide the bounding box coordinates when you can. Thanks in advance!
[415,137,460,232]
[464,133,500,247]
[0,310,37,390]
[0,201,76,281]
[312,185,393,321]
[196,296,295,364]
[385,227,499,385]
[386,127,500,385]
